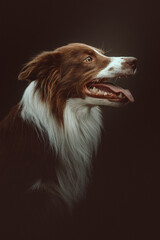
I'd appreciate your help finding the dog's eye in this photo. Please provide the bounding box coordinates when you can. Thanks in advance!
[84,56,92,62]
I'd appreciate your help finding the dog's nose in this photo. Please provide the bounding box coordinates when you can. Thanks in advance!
[126,57,137,71]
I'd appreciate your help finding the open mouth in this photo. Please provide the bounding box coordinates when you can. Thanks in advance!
[84,77,134,103]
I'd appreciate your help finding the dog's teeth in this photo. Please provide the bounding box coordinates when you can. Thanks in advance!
[90,87,109,96]
[90,87,107,95]
[100,90,105,95]
[119,93,123,98]
[91,87,98,93]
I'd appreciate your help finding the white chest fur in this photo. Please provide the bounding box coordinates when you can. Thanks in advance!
[21,82,102,208]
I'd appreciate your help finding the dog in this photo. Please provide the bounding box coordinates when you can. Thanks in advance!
[0,43,137,239]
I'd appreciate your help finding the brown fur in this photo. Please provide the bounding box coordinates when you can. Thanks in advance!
[18,43,110,123]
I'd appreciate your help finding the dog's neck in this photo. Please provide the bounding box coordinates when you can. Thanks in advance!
[20,81,102,207]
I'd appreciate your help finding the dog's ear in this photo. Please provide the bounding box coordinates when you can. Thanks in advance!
[18,51,61,81]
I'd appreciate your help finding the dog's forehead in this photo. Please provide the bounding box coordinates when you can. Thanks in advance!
[57,43,105,56]
[71,43,104,55]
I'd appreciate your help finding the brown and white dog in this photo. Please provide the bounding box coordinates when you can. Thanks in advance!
[0,43,137,237]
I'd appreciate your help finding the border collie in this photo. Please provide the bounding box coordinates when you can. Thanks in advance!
[0,43,137,238]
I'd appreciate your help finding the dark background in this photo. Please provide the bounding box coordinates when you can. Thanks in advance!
[0,1,159,239]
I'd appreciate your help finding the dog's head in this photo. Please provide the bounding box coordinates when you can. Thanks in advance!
[18,43,137,121]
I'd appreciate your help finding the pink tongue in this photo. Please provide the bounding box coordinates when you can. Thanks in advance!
[105,83,134,102]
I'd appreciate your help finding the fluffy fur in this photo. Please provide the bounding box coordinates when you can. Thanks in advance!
[21,81,102,207]
[0,43,137,238]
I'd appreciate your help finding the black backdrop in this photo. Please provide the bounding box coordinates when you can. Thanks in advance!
[0,1,159,239]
